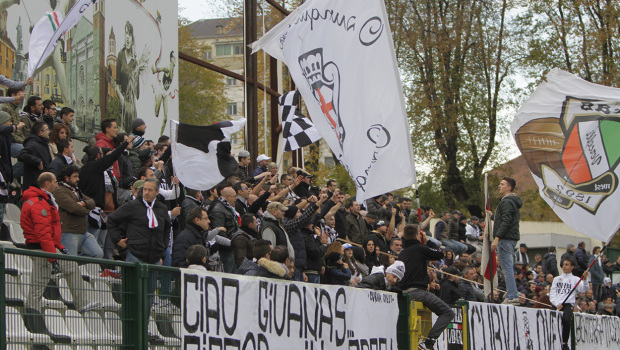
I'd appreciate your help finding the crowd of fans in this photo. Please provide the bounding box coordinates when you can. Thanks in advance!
[0,83,618,336]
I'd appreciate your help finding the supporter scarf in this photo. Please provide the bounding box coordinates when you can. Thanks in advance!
[60,182,83,201]
[219,197,240,227]
[44,190,58,209]
[143,198,158,228]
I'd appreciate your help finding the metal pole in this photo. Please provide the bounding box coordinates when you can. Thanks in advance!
[270,57,280,162]
[245,0,258,169]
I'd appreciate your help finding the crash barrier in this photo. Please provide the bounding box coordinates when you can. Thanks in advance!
[2,244,619,350]
[0,246,181,349]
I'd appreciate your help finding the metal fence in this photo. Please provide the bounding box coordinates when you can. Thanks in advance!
[0,247,181,350]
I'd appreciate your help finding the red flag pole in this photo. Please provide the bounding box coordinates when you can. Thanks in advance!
[560,243,608,305]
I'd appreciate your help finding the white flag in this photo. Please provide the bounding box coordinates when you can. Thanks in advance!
[511,69,620,243]
[252,0,416,202]
[170,119,246,191]
[28,0,99,77]
[28,12,62,78]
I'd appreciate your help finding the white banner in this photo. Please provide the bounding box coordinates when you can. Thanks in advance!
[252,0,416,203]
[433,306,464,350]
[511,69,620,243]
[468,302,563,350]
[181,270,399,349]
[574,313,620,349]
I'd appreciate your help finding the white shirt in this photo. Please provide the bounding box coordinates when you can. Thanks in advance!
[465,223,481,244]
[63,154,74,164]
[549,272,589,307]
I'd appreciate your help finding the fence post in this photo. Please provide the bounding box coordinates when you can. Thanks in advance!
[0,247,5,350]
[122,262,149,349]
[396,293,411,350]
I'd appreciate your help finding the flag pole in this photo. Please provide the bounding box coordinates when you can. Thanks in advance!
[560,242,608,305]
[414,182,422,224]
[485,173,494,302]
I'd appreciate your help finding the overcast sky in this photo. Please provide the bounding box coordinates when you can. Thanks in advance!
[179,0,227,22]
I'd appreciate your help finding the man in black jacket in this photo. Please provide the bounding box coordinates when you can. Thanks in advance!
[18,121,51,189]
[172,207,224,268]
[108,178,171,263]
[79,138,132,259]
[573,241,589,277]
[49,138,76,177]
[490,176,523,305]
[543,246,559,277]
[210,186,240,273]
[398,224,454,350]
[178,188,202,232]
[302,223,328,284]
[108,178,172,314]
[231,213,258,268]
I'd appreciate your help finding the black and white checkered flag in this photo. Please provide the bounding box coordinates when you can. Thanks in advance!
[279,90,322,152]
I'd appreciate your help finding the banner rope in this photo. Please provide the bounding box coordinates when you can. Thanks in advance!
[336,237,553,307]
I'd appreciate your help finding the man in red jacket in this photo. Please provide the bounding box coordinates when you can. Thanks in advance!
[94,118,120,179]
[21,172,100,312]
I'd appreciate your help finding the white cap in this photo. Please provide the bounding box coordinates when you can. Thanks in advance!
[257,154,271,162]
[386,261,406,280]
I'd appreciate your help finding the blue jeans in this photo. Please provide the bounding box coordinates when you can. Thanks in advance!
[61,232,104,258]
[11,143,23,180]
[163,247,172,267]
[441,239,467,255]
[220,249,236,274]
[427,237,442,248]
[498,239,518,299]
[291,268,303,282]
[306,273,321,284]
[87,224,114,260]
[126,250,171,314]
[0,203,5,225]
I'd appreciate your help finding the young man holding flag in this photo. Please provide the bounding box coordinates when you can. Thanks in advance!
[550,259,589,350]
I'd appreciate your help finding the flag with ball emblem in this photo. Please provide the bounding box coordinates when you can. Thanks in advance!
[512,69,620,243]
[279,90,322,152]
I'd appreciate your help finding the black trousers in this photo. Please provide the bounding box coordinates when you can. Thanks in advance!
[558,303,574,344]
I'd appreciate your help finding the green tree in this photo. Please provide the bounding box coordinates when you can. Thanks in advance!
[387,0,520,217]
[521,1,620,86]
[178,17,228,125]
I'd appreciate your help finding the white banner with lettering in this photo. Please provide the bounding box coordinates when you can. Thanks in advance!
[251,0,416,203]
[574,312,620,349]
[181,270,399,349]
[468,302,563,350]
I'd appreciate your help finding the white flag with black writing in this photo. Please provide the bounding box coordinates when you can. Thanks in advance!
[280,90,322,152]
[170,119,246,190]
[252,0,416,202]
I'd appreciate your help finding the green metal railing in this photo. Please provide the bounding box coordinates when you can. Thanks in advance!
[0,246,181,349]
